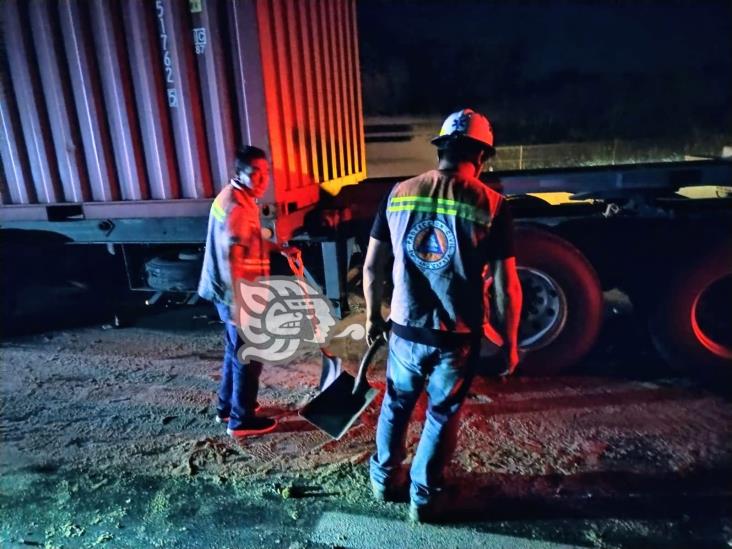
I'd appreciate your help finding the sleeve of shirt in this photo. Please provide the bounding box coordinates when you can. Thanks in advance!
[485,199,516,261]
[369,193,391,242]
[227,206,252,281]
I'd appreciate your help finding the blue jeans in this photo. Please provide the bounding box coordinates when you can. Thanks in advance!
[215,302,262,427]
[370,333,478,507]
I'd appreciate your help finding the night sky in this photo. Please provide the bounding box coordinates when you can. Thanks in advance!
[357,0,732,143]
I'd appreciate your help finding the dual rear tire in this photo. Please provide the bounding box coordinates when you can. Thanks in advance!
[648,241,732,383]
[498,226,604,375]
[502,226,732,380]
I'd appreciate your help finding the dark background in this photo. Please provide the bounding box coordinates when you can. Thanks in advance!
[357,0,732,144]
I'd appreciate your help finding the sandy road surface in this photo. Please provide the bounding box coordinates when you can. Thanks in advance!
[1,304,731,548]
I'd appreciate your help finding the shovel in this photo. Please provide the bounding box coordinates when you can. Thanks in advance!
[282,246,342,390]
[299,333,386,439]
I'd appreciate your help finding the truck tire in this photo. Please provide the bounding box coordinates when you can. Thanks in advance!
[509,226,603,375]
[144,252,202,292]
[649,241,732,381]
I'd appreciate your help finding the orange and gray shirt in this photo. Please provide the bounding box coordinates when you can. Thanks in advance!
[370,169,514,345]
[197,181,270,305]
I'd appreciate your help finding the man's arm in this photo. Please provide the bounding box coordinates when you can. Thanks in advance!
[363,237,391,344]
[228,211,251,284]
[490,256,522,374]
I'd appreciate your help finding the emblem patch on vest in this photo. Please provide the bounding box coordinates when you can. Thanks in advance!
[405,219,456,270]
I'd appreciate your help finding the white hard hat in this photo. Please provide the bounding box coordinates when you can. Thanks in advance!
[431,108,495,154]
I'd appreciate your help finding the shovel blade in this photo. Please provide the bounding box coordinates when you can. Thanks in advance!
[300,371,378,439]
[319,354,342,391]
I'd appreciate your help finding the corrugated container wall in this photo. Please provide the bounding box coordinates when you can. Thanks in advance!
[0,0,366,216]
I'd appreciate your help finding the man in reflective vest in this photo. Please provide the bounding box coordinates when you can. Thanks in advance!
[198,146,277,438]
[363,109,523,522]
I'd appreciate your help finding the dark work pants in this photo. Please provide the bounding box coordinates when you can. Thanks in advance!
[215,302,262,427]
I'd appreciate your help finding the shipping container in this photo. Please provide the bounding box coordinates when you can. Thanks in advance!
[1,0,366,315]
[0,0,366,242]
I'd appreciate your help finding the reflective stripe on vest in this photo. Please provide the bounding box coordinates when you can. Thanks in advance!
[387,195,491,227]
[211,199,226,222]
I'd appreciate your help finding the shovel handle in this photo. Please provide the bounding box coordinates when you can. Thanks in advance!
[353,332,386,394]
[284,247,305,278]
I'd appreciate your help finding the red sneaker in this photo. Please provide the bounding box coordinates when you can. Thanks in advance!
[227,417,278,438]
[215,402,262,424]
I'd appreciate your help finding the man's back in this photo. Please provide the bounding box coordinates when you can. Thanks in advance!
[381,169,509,334]
[364,109,522,523]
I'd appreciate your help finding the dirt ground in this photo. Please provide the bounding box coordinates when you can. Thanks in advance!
[1,292,731,549]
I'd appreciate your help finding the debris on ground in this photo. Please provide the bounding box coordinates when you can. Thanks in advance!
[0,302,730,548]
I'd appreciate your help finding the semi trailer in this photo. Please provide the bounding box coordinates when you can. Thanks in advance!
[1,0,366,317]
[1,0,730,381]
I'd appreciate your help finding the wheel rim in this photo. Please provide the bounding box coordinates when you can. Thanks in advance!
[691,274,732,360]
[517,267,568,349]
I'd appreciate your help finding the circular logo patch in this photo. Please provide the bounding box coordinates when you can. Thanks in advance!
[405,219,456,270]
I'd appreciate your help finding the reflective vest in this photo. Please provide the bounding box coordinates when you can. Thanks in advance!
[198,181,270,305]
[386,169,504,333]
